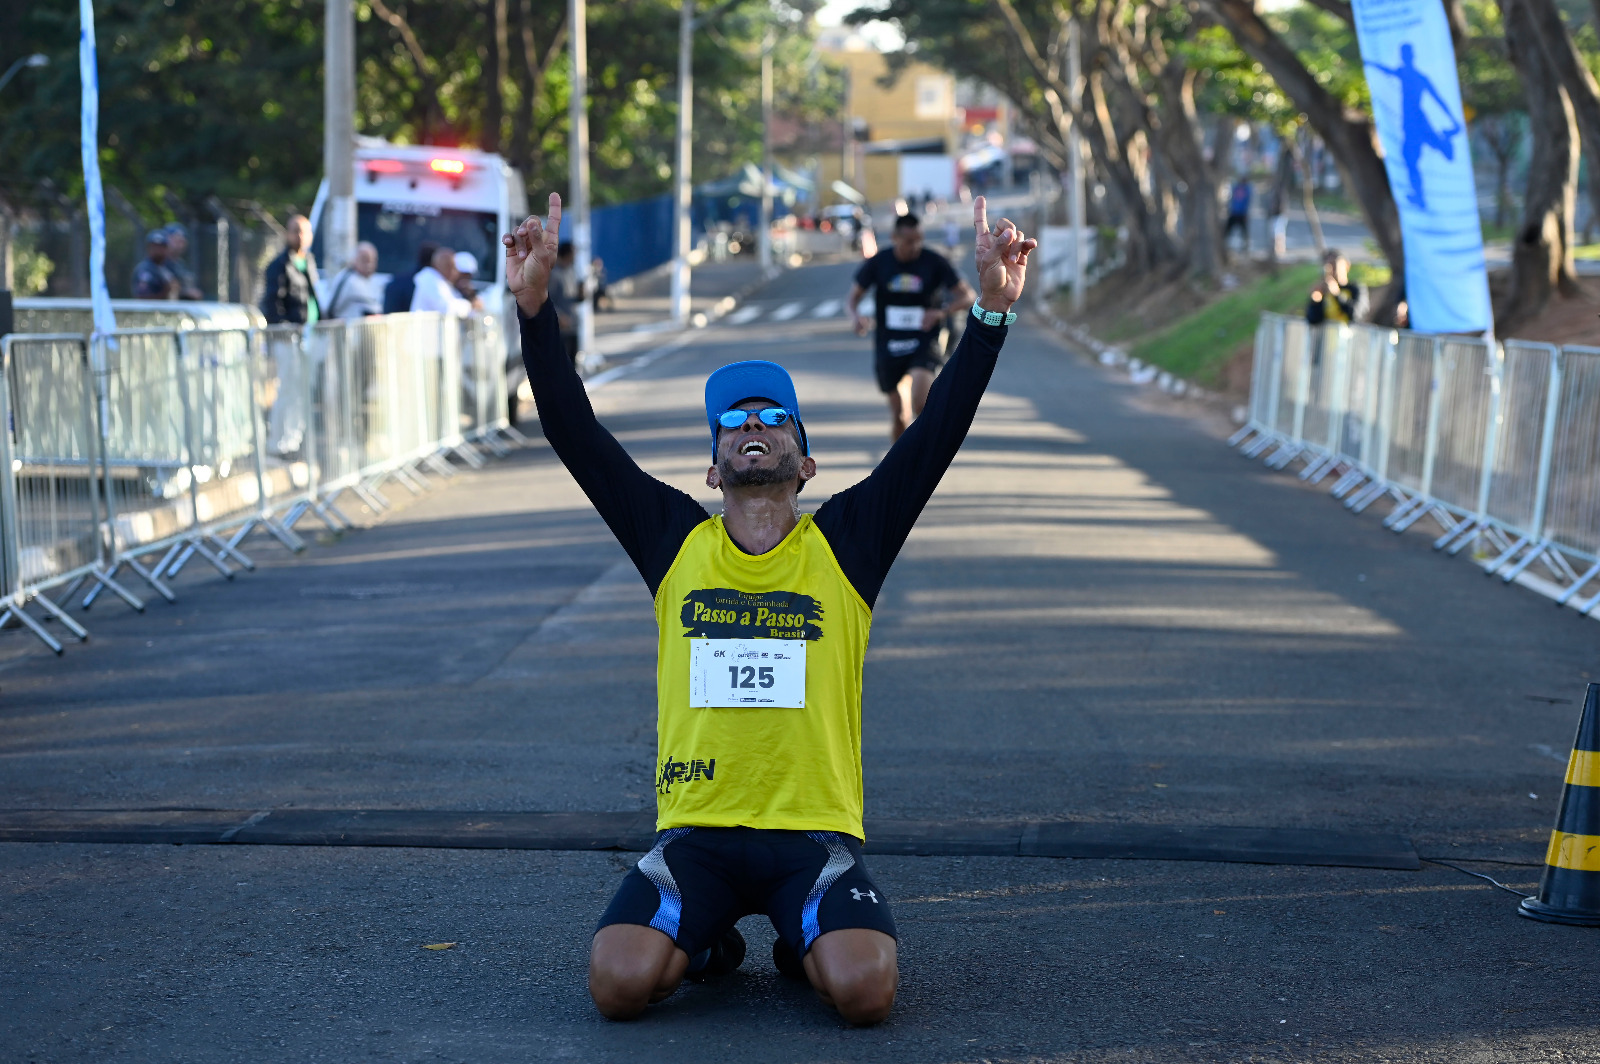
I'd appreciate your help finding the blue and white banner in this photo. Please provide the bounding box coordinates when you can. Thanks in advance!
[79,0,117,340]
[1352,0,1491,335]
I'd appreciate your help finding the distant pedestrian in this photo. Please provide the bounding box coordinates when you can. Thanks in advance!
[1265,183,1288,260]
[590,256,611,312]
[1306,249,1368,325]
[383,242,438,315]
[323,241,384,319]
[548,241,580,367]
[410,246,477,317]
[162,224,204,300]
[131,229,179,300]
[260,214,320,325]
[1223,178,1251,252]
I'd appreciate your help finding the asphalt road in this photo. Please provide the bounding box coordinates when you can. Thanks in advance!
[3,261,1598,1062]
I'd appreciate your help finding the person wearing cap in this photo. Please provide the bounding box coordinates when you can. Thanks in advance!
[452,250,481,301]
[131,229,179,300]
[161,224,204,300]
[503,191,1034,1026]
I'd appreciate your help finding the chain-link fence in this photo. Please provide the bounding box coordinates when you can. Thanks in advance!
[0,312,523,655]
[1234,313,1600,618]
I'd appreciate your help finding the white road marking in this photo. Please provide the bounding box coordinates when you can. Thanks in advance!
[727,305,763,325]
[770,301,804,321]
[810,298,842,318]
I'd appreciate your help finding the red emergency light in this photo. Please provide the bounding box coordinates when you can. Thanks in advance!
[429,158,467,175]
[364,159,405,173]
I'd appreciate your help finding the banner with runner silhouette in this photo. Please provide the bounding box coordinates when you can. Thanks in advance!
[1352,0,1491,335]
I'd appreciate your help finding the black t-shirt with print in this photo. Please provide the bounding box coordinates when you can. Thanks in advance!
[854,248,962,358]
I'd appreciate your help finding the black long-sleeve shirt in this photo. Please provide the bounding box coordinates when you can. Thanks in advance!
[518,300,1007,608]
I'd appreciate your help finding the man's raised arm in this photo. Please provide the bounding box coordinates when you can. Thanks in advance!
[505,195,707,594]
[813,197,1038,608]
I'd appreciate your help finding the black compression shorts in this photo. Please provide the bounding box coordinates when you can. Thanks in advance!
[597,827,897,959]
[874,342,945,393]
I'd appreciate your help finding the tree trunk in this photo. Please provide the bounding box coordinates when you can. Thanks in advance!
[1199,0,1404,278]
[1501,0,1580,332]
[1521,0,1600,251]
[483,0,508,153]
[1154,63,1221,277]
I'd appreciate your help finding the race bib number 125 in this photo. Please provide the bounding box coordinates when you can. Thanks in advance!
[689,639,806,708]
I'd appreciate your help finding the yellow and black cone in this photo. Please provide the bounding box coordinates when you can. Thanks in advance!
[1519,682,1600,926]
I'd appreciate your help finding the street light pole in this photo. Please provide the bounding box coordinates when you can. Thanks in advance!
[323,0,356,273]
[568,0,594,363]
[670,0,694,324]
[0,53,48,96]
[759,28,774,275]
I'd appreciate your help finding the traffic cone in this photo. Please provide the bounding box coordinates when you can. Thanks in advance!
[1519,682,1600,926]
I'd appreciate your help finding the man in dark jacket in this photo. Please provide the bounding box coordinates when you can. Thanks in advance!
[261,214,320,325]
[381,242,439,314]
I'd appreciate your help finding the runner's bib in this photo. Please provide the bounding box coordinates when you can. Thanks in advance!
[884,305,926,331]
[689,638,806,707]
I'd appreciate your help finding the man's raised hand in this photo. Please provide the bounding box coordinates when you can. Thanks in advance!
[972,196,1038,312]
[504,192,563,316]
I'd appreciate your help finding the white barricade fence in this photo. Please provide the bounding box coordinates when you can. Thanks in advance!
[0,312,522,654]
[0,334,140,652]
[1234,315,1600,617]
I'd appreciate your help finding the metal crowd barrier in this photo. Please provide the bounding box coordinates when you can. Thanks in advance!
[0,312,524,655]
[1231,312,1600,616]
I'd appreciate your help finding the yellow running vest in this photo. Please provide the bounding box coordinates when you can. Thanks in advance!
[652,513,873,839]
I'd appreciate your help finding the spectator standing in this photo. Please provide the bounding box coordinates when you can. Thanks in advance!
[131,230,179,299]
[411,246,478,317]
[1223,177,1251,253]
[383,242,438,314]
[590,256,610,312]
[260,215,320,456]
[1265,183,1288,260]
[1305,249,1368,325]
[323,241,384,319]
[260,214,320,325]
[162,224,204,300]
[547,241,580,367]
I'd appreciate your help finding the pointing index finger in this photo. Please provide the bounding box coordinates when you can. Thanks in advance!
[973,195,988,235]
[546,192,563,250]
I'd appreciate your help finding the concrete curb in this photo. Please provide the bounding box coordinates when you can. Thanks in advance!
[1032,305,1248,424]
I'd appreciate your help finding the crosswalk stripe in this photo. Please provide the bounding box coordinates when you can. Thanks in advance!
[810,298,842,319]
[726,305,762,325]
[770,301,804,321]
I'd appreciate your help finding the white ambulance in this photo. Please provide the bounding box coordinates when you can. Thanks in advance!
[314,137,529,302]
[311,138,531,411]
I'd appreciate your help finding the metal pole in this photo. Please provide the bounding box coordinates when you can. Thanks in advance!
[670,0,694,324]
[323,0,357,273]
[1066,16,1085,316]
[568,0,595,361]
[759,29,775,275]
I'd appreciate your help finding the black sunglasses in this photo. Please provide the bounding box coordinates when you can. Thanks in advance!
[717,407,791,429]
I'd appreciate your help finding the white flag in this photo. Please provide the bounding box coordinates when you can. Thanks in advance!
[80,0,117,340]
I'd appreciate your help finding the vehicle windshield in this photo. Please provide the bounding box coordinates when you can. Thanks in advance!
[358,203,498,283]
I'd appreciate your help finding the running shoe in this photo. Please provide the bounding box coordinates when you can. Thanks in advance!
[684,925,746,981]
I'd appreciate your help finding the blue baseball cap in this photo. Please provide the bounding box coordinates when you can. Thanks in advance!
[704,360,807,459]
